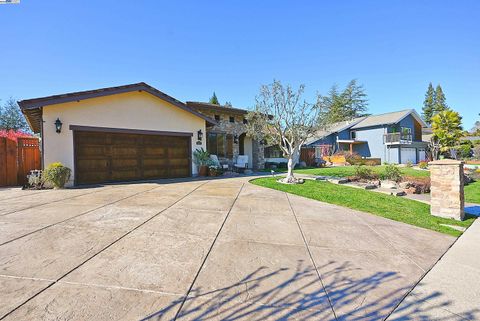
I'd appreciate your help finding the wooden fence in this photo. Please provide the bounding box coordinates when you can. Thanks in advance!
[0,137,41,187]
[300,147,316,166]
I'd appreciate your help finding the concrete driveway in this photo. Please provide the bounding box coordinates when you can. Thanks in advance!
[0,177,455,321]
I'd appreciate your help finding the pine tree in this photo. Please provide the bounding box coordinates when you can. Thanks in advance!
[434,85,448,114]
[0,98,30,132]
[209,92,219,105]
[422,83,435,125]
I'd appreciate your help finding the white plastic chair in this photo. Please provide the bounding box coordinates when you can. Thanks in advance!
[234,155,249,171]
[210,155,229,170]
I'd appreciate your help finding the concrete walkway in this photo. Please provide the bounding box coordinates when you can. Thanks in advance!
[388,218,480,320]
[0,177,460,320]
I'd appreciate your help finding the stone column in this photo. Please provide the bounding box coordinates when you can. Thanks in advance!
[429,159,465,221]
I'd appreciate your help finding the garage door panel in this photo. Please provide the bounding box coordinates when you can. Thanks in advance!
[74,131,190,184]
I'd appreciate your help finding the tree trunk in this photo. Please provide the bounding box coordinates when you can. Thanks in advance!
[285,156,295,183]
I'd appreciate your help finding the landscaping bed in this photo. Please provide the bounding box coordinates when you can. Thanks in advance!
[251,177,475,237]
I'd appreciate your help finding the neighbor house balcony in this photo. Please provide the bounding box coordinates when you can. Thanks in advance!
[384,132,413,145]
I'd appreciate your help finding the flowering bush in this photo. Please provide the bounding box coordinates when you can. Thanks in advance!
[0,129,33,142]
[43,162,71,189]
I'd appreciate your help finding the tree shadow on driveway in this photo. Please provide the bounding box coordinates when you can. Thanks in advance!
[141,260,479,321]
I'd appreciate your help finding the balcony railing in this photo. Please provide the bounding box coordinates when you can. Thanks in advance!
[384,132,412,144]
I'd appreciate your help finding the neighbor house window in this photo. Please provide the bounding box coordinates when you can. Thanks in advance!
[207,133,233,158]
[350,131,356,140]
[264,145,283,158]
[229,116,235,123]
[214,115,220,121]
[401,127,412,141]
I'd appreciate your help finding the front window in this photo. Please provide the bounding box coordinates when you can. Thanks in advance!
[264,145,283,158]
[207,133,233,158]
[229,116,235,123]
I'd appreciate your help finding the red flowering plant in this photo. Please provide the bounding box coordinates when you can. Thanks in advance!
[0,129,34,142]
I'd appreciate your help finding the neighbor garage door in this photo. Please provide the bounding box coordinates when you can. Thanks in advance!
[74,130,191,184]
[400,147,417,164]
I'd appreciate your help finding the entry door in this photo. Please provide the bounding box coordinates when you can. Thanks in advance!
[74,130,191,184]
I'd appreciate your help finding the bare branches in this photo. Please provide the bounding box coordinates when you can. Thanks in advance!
[246,80,320,183]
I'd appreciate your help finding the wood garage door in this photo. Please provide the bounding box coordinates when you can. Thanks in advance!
[74,130,191,185]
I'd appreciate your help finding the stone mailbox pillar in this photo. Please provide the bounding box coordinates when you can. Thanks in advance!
[429,159,465,221]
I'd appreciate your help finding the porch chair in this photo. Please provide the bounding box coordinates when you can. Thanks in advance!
[210,155,229,170]
[234,155,249,172]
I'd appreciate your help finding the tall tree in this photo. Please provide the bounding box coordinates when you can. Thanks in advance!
[246,80,320,184]
[0,98,30,133]
[433,85,448,114]
[431,110,463,153]
[318,79,368,126]
[209,92,219,105]
[422,83,436,125]
[224,101,233,107]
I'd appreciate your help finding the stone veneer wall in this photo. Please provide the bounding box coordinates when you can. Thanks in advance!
[429,159,465,221]
[199,110,264,170]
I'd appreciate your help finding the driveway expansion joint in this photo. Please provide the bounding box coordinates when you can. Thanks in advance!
[0,184,164,247]
[285,192,338,321]
[169,183,246,321]
[0,181,210,321]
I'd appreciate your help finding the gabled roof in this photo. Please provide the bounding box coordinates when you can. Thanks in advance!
[306,109,427,145]
[305,117,365,145]
[351,109,427,129]
[186,101,249,115]
[18,82,216,133]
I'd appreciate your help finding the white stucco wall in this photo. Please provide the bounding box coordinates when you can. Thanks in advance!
[42,91,206,185]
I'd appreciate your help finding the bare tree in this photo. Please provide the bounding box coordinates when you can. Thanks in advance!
[246,80,320,183]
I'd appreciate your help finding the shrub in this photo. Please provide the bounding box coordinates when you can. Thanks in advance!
[405,160,413,168]
[403,176,431,193]
[193,148,210,166]
[418,161,428,169]
[344,152,363,165]
[381,164,403,182]
[354,165,377,180]
[43,162,71,188]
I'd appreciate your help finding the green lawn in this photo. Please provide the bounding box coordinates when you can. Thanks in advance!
[264,165,480,202]
[294,165,430,178]
[251,177,475,237]
[465,181,480,204]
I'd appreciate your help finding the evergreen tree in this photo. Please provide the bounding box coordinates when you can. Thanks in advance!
[422,83,435,125]
[318,79,368,126]
[224,101,233,107]
[209,92,219,105]
[0,98,30,132]
[434,85,448,114]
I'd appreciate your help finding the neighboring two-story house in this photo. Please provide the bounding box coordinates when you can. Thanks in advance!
[186,101,265,170]
[306,109,429,164]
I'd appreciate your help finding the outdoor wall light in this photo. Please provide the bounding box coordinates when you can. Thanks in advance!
[234,134,239,144]
[54,118,63,133]
[197,129,203,141]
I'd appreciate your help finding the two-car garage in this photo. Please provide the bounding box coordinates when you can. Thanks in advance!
[73,129,191,185]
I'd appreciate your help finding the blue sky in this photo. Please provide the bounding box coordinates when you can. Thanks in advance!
[1,1,479,129]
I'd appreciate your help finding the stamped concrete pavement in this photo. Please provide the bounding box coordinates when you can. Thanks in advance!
[0,177,457,320]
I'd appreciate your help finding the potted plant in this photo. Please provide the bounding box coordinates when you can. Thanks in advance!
[43,162,71,189]
[193,148,211,176]
[209,165,221,176]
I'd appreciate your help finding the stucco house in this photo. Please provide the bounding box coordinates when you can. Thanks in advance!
[19,83,263,186]
[305,109,429,164]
